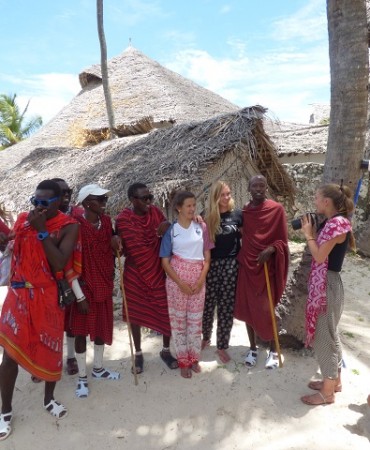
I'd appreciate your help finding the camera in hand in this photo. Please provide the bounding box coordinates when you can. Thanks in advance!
[291,213,316,231]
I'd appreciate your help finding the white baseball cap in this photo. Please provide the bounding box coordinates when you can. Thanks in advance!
[77,184,111,204]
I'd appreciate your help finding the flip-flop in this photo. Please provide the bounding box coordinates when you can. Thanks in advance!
[160,350,178,369]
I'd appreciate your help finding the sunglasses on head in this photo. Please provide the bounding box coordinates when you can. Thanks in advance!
[62,188,73,196]
[133,194,154,202]
[30,196,59,207]
[88,195,109,203]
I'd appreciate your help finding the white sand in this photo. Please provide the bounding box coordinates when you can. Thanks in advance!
[0,250,370,450]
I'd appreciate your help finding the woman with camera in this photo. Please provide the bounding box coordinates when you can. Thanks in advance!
[300,183,354,406]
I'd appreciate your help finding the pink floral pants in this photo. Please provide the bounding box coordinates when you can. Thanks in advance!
[166,256,205,368]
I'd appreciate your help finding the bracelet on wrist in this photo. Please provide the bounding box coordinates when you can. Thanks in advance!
[76,296,86,303]
[307,238,315,242]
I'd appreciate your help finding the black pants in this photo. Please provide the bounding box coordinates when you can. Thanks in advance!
[202,258,238,350]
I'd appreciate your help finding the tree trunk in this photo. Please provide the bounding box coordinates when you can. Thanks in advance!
[280,0,369,346]
[97,0,116,139]
[324,0,369,188]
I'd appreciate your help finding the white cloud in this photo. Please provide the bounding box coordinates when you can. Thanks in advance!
[271,0,327,42]
[0,73,81,124]
[165,42,329,123]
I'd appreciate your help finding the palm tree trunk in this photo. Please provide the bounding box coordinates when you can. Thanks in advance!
[281,0,369,345]
[324,0,369,188]
[97,0,116,139]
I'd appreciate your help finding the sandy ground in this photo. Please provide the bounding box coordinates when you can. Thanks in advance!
[0,245,370,450]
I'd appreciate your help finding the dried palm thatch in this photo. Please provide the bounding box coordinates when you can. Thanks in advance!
[269,124,328,156]
[0,46,239,174]
[0,106,295,216]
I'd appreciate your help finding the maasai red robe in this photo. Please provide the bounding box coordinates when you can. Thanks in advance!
[115,205,171,336]
[69,214,115,345]
[234,199,289,341]
[0,211,79,381]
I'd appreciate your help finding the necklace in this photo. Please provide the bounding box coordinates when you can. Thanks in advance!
[83,213,101,229]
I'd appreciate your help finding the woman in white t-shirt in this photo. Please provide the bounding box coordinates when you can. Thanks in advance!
[160,191,214,379]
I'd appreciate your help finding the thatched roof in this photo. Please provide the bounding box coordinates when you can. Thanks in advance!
[0,107,295,215]
[0,46,239,174]
[270,124,328,156]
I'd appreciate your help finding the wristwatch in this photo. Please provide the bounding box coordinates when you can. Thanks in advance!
[37,231,49,241]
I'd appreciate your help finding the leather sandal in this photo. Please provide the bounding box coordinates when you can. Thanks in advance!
[301,392,335,406]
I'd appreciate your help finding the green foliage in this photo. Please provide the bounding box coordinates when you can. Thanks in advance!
[343,331,355,338]
[319,117,330,125]
[0,93,42,150]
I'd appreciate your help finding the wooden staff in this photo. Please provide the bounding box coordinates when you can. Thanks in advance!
[263,262,283,368]
[116,250,138,385]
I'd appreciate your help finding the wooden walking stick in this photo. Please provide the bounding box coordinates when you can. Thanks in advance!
[116,250,138,385]
[263,262,283,368]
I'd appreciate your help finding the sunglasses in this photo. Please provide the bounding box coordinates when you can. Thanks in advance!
[133,194,154,202]
[62,188,73,196]
[30,196,59,207]
[88,195,109,203]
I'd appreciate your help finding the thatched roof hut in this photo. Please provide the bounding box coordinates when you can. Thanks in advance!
[0,46,239,174]
[0,106,295,216]
[270,124,328,164]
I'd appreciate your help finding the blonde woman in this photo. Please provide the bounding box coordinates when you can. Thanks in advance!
[202,181,242,363]
[300,183,354,405]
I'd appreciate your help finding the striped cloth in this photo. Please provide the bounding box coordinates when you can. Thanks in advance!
[115,205,171,336]
[69,214,114,345]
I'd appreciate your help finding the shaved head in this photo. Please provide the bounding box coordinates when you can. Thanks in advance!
[248,175,267,205]
[249,175,267,189]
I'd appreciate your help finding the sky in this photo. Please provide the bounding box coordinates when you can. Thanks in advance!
[0,0,329,126]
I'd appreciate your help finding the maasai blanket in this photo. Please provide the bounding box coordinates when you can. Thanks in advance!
[0,211,79,381]
[116,205,171,335]
[234,199,289,341]
[69,214,114,344]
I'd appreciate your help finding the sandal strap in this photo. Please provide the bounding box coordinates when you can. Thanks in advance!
[245,349,258,366]
[92,368,120,379]
[44,399,68,419]
[0,412,12,441]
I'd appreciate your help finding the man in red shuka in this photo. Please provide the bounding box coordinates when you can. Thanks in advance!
[234,175,289,370]
[0,180,80,441]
